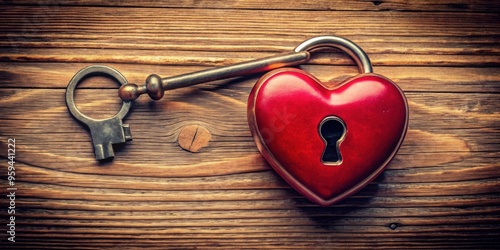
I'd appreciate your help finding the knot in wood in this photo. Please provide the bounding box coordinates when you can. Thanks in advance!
[178,125,211,153]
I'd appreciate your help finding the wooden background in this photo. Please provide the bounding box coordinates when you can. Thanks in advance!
[1,0,499,249]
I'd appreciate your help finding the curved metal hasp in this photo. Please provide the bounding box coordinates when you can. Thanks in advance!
[294,36,372,74]
[66,65,132,160]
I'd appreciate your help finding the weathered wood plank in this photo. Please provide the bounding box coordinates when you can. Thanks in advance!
[19,206,500,220]
[1,63,500,93]
[17,194,500,210]
[7,225,500,237]
[1,6,498,76]
[1,0,499,12]
[8,175,499,201]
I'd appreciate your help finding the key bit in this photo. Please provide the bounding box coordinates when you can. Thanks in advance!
[65,65,133,161]
[87,118,132,160]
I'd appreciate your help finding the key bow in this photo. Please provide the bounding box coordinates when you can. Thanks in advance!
[65,65,133,161]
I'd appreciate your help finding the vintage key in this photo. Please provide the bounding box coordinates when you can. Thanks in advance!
[67,45,310,160]
[65,65,132,160]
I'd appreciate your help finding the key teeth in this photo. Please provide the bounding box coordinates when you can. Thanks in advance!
[123,124,133,141]
[95,143,115,161]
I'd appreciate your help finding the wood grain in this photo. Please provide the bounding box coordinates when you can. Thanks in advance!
[2,0,500,12]
[0,1,499,249]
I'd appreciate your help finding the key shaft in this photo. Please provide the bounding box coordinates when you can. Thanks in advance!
[119,51,310,101]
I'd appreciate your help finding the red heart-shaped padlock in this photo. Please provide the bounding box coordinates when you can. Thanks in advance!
[247,37,408,206]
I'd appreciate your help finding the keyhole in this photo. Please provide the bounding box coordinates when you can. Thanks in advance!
[319,116,347,164]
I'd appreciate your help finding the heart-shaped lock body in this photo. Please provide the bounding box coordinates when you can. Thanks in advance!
[247,37,408,206]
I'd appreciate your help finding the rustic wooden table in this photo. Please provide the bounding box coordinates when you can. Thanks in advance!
[1,1,499,249]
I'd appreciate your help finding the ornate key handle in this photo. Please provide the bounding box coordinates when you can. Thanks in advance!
[65,66,132,160]
[66,36,372,160]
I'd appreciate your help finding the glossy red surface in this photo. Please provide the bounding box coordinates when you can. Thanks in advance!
[248,68,408,206]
